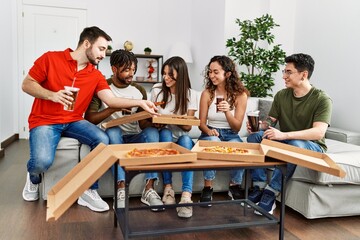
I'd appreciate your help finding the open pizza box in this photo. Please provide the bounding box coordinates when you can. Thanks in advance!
[46,142,196,221]
[192,140,265,163]
[46,143,118,222]
[152,114,200,126]
[260,139,346,178]
[101,111,152,129]
[108,142,197,167]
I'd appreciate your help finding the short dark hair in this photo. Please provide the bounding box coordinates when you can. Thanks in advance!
[110,49,138,73]
[285,53,315,79]
[77,26,112,47]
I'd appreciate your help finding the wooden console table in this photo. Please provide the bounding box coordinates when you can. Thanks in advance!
[113,158,287,240]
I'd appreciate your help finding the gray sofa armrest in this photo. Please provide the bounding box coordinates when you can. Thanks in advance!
[325,127,360,145]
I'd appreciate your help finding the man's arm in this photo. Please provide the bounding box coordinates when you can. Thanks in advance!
[84,96,122,125]
[263,121,328,141]
[97,89,158,115]
[22,74,75,107]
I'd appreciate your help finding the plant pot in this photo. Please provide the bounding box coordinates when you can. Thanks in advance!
[144,51,151,55]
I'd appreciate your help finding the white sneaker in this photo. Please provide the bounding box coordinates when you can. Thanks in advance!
[162,187,176,205]
[22,173,39,201]
[116,188,125,208]
[77,189,109,212]
[141,188,164,212]
[177,196,193,218]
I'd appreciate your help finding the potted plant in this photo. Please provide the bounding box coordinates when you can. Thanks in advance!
[144,47,152,55]
[106,45,113,56]
[226,14,286,98]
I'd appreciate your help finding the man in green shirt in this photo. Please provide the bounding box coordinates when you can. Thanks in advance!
[246,53,332,215]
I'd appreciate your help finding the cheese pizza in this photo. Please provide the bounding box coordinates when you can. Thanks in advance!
[126,148,180,158]
[202,146,249,154]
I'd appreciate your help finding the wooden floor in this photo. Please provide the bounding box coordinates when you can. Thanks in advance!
[0,139,359,240]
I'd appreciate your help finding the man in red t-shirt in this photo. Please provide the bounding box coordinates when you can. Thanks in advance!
[21,26,158,213]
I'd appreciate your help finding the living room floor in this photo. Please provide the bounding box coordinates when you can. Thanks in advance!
[1,139,359,240]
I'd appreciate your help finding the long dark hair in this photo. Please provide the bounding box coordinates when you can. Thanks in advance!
[156,56,191,115]
[204,55,249,108]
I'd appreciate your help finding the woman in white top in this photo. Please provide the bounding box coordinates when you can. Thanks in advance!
[151,56,197,218]
[198,55,249,206]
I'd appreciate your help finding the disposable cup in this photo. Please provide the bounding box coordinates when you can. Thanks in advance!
[64,86,80,111]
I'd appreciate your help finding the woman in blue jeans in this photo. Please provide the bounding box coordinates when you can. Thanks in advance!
[150,56,197,218]
[198,55,249,205]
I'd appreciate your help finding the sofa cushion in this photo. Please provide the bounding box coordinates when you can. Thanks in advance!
[292,139,360,185]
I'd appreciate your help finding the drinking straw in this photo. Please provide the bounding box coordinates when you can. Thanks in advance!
[71,77,76,88]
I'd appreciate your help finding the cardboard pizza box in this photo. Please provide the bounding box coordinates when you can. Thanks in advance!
[101,111,152,129]
[109,142,197,166]
[260,139,346,178]
[47,143,118,221]
[152,114,200,126]
[192,140,265,163]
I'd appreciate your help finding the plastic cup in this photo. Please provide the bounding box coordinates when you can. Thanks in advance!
[216,95,224,112]
[64,86,80,111]
[247,111,260,132]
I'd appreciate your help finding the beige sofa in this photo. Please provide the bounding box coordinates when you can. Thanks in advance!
[40,96,360,219]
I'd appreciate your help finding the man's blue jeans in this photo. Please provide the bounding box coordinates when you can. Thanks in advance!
[106,127,159,183]
[28,120,109,189]
[247,131,324,192]
[159,128,194,193]
[199,127,244,185]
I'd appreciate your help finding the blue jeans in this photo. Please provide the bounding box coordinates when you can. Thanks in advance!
[106,127,159,183]
[159,128,194,193]
[247,131,324,192]
[199,127,244,185]
[27,120,109,189]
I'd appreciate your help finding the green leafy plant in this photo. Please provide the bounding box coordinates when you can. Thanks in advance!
[226,14,286,98]
[144,47,152,53]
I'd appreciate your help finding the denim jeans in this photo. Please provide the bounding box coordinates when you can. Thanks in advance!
[106,126,159,183]
[159,128,194,193]
[27,120,109,189]
[247,131,324,192]
[199,127,244,185]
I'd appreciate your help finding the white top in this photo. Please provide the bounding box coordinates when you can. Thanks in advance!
[101,84,143,134]
[151,87,198,140]
[207,97,234,129]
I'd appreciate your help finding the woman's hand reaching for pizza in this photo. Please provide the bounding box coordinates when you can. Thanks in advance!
[207,128,219,137]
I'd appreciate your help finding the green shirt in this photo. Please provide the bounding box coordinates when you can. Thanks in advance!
[269,86,332,151]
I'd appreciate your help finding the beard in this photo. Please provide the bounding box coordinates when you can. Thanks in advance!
[117,75,132,86]
[86,48,101,65]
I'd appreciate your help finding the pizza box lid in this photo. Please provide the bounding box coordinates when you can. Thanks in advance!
[152,114,200,126]
[109,142,197,166]
[101,111,152,129]
[47,143,118,221]
[260,139,346,178]
[192,140,265,163]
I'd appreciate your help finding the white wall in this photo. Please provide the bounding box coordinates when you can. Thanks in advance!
[2,0,360,143]
[292,0,360,132]
[0,0,18,143]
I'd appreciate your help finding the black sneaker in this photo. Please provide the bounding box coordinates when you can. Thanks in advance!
[228,185,245,200]
[248,186,263,204]
[199,187,213,207]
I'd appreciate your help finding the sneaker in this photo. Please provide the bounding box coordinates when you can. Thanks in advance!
[228,185,244,200]
[22,173,39,201]
[248,186,263,204]
[141,188,164,211]
[162,187,176,205]
[254,189,277,215]
[177,196,193,218]
[115,188,125,209]
[77,189,110,212]
[199,187,213,207]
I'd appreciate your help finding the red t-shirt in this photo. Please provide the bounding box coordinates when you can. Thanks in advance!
[28,48,110,130]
